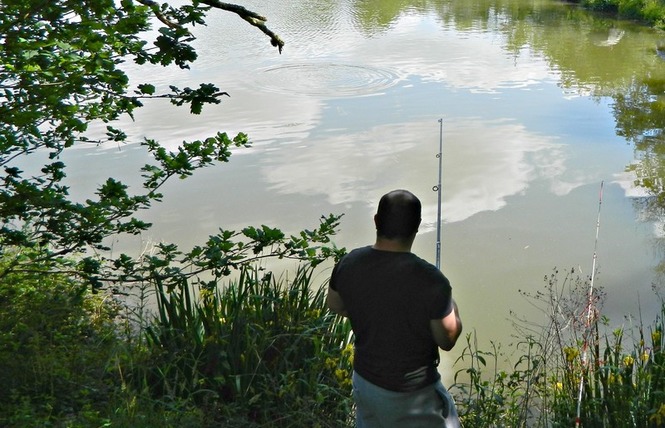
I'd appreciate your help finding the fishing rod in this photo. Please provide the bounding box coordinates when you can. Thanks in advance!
[575,180,604,428]
[434,118,443,270]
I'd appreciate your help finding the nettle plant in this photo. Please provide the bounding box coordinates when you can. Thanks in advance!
[0,0,343,289]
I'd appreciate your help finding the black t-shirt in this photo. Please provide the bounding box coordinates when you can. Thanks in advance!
[330,246,453,392]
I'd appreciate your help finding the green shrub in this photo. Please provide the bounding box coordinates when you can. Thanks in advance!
[0,249,121,426]
[640,0,665,26]
[583,0,620,13]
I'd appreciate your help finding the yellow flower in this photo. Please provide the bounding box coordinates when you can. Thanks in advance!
[564,346,579,363]
[336,372,352,388]
[342,343,354,364]
[652,330,662,345]
[623,355,634,367]
[641,350,650,362]
[554,382,563,392]
[307,308,322,318]
[335,368,349,384]
[324,357,338,370]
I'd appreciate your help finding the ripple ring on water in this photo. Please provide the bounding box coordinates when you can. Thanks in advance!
[256,62,400,98]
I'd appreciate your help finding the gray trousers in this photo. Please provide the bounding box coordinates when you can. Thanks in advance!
[352,371,461,428]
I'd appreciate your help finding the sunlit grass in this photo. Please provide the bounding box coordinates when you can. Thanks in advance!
[0,251,354,427]
[451,268,665,428]
[2,250,664,427]
[136,263,354,426]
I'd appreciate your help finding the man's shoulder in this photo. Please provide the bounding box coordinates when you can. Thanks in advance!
[333,246,372,271]
[349,245,373,254]
[330,246,373,290]
[409,253,440,272]
[342,245,374,260]
[409,255,451,286]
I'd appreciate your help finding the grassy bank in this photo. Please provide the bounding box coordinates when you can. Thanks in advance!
[1,257,664,427]
[0,254,353,427]
[451,269,665,427]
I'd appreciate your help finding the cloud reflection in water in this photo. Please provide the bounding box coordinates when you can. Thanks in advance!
[259,118,565,228]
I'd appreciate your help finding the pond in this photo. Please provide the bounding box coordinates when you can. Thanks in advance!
[64,0,665,376]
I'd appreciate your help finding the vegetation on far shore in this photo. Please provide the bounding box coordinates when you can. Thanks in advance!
[576,0,665,29]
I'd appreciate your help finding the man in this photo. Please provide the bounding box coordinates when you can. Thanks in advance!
[326,189,463,428]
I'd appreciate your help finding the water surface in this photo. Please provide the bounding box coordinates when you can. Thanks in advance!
[64,0,665,374]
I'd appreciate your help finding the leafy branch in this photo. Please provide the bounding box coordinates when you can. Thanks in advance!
[0,0,342,296]
[108,214,345,291]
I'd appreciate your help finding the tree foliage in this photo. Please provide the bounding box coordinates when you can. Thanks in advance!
[0,0,340,289]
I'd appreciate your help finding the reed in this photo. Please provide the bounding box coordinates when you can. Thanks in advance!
[4,243,663,427]
[451,269,665,428]
[140,263,354,426]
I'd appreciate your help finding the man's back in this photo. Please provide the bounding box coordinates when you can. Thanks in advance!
[330,246,453,392]
[325,189,462,427]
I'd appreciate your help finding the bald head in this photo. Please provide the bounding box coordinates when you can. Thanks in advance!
[375,189,422,240]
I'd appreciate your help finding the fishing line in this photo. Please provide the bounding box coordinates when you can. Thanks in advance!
[575,180,604,428]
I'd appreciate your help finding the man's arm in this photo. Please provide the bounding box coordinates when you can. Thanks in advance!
[430,298,462,351]
[326,286,349,317]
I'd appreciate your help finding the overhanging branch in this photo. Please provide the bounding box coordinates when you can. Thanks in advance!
[136,0,284,53]
[136,0,182,29]
[198,0,284,53]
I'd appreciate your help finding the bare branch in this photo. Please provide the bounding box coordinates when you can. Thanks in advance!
[198,0,284,53]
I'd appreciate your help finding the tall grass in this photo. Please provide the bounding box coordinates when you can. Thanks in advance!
[451,268,665,428]
[452,333,547,427]
[0,250,354,427]
[4,247,664,427]
[138,264,354,426]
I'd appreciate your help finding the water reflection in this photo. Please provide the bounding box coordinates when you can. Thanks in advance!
[59,0,665,362]
[353,12,559,93]
[260,117,564,224]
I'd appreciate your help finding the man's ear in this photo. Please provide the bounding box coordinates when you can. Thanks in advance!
[374,214,379,229]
